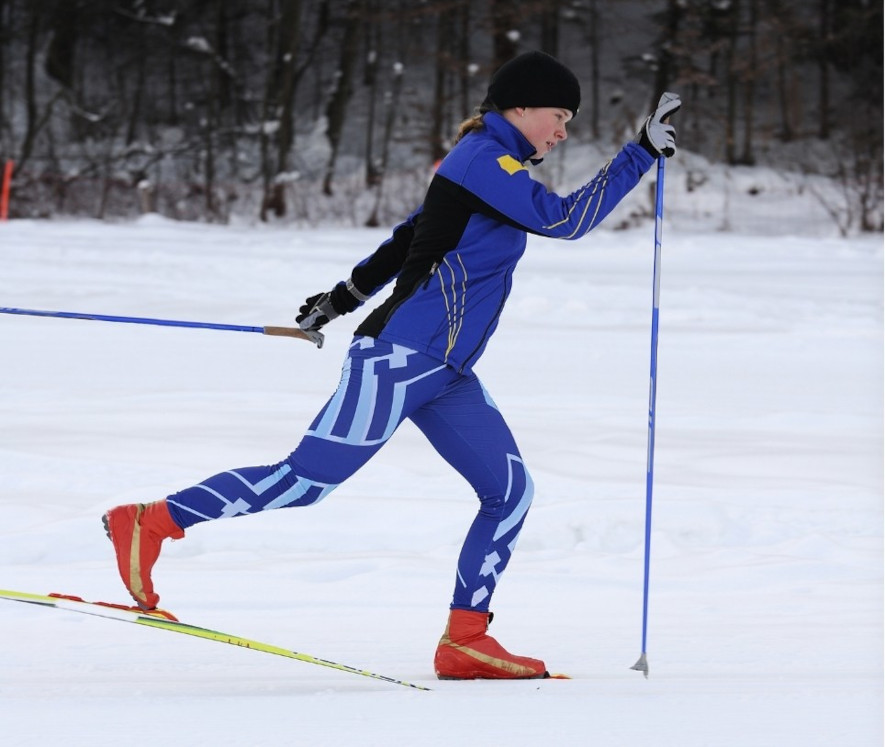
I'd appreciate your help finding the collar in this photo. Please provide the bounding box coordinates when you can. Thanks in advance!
[482,112,540,164]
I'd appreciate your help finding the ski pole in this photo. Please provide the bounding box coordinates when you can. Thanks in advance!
[0,306,323,347]
[631,154,667,679]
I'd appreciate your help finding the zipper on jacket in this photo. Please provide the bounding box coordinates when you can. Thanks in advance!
[459,267,513,373]
[423,262,439,289]
[380,260,440,327]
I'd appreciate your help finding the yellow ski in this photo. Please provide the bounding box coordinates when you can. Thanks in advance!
[0,588,430,690]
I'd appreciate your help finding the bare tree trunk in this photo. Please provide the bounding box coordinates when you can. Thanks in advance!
[204,89,218,219]
[363,0,380,187]
[322,0,362,196]
[200,3,234,221]
[19,3,43,169]
[166,20,179,126]
[261,0,327,219]
[430,6,454,162]
[568,0,600,138]
[457,1,472,116]
[365,61,404,227]
[489,0,519,69]
[775,32,794,142]
[125,25,147,146]
[653,0,683,106]
[259,0,280,220]
[817,0,831,139]
[97,151,112,220]
[260,0,304,220]
[0,0,7,133]
[740,0,757,165]
[587,0,600,139]
[214,0,233,113]
[44,1,77,89]
[260,0,331,217]
[275,0,305,171]
[539,0,560,57]
[771,4,796,144]
[723,0,739,163]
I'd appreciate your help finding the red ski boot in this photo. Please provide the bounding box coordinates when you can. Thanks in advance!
[434,609,548,680]
[102,500,184,610]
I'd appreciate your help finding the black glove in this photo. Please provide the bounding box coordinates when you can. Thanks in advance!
[635,92,681,158]
[297,292,339,332]
[296,278,370,346]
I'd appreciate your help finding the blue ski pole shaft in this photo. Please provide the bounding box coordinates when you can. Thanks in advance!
[0,306,322,346]
[632,155,666,678]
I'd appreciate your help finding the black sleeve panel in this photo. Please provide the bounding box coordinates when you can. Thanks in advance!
[349,217,417,297]
[432,173,540,234]
[355,176,475,338]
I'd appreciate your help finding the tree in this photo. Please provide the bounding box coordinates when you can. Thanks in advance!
[651,0,684,107]
[259,0,331,219]
[430,2,457,162]
[365,59,404,227]
[322,0,362,196]
[816,0,832,139]
[539,0,561,57]
[739,0,758,165]
[569,0,602,139]
[489,0,520,70]
[721,0,739,163]
[0,0,8,135]
[20,1,49,172]
[0,0,878,228]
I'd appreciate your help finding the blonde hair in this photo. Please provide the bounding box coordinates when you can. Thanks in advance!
[453,114,483,145]
[453,104,499,145]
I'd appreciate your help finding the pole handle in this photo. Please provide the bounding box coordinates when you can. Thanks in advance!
[263,325,323,347]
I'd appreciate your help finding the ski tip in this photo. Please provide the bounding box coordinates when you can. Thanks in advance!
[547,672,572,679]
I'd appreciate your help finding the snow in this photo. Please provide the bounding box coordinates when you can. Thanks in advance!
[0,184,882,745]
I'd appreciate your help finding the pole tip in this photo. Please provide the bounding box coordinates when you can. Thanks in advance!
[630,653,649,679]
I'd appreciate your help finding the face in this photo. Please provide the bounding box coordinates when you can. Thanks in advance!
[506,106,572,158]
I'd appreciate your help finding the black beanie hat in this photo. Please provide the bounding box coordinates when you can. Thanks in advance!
[481,51,581,116]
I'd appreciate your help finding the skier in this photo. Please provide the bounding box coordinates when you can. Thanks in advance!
[103,51,680,680]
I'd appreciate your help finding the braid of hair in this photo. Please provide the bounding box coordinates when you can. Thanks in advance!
[453,103,499,145]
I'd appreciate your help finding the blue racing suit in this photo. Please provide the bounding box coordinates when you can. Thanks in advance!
[165,113,654,611]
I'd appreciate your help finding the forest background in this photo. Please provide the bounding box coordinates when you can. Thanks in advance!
[0,0,881,231]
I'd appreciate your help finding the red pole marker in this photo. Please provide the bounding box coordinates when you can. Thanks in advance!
[0,160,13,221]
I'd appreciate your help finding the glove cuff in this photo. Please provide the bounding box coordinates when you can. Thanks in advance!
[635,121,658,158]
[329,277,370,315]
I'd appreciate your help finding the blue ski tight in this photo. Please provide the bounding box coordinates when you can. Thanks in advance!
[165,336,534,611]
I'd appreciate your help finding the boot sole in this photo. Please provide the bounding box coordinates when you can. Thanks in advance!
[437,670,551,681]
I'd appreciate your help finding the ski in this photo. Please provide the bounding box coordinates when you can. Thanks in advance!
[0,588,430,691]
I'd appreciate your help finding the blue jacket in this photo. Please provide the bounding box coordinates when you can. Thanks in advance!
[350,112,654,372]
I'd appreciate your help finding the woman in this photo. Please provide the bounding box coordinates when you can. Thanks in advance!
[103,51,680,680]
